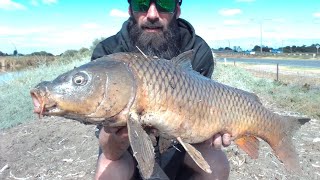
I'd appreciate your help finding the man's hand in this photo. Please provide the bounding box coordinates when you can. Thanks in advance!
[99,126,130,160]
[210,133,232,149]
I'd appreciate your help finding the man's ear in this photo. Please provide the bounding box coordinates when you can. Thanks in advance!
[128,6,132,16]
[175,5,181,19]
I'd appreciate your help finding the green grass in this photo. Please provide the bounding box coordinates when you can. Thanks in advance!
[0,56,89,129]
[213,64,320,119]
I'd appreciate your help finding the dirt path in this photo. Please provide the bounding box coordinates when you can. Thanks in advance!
[1,115,319,180]
[0,117,98,180]
[234,63,320,87]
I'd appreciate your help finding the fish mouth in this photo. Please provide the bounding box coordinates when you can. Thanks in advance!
[30,90,63,117]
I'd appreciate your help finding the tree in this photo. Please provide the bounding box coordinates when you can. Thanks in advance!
[90,37,106,51]
[283,46,291,53]
[30,51,54,56]
[262,46,272,52]
[0,51,4,56]
[252,45,261,52]
[77,47,91,57]
[62,49,78,57]
[13,49,18,56]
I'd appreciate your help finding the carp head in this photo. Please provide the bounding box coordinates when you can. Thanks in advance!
[30,58,136,125]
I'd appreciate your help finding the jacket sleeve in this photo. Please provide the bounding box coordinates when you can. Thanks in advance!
[91,33,124,61]
[192,36,215,78]
[91,43,106,61]
[91,33,130,61]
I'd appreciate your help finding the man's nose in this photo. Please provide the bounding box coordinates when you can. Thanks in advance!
[146,3,159,22]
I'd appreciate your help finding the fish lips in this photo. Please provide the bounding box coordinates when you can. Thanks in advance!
[30,90,64,116]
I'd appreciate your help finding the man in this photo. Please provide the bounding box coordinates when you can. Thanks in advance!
[91,0,231,179]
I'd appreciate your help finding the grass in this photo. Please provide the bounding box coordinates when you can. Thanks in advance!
[0,56,89,129]
[1,57,319,129]
[213,63,320,119]
[215,53,320,60]
[0,55,56,71]
[0,49,91,72]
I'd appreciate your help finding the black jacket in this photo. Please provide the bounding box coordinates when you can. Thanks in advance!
[91,18,214,78]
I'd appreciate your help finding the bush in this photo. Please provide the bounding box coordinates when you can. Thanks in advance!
[58,48,92,64]
[30,51,54,56]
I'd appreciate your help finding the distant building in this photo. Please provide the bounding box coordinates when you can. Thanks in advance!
[244,50,255,55]
[270,49,283,53]
[233,46,243,52]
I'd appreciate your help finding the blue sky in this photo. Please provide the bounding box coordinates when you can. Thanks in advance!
[1,0,320,55]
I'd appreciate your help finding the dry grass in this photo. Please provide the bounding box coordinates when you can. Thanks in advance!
[214,63,320,119]
[1,56,56,71]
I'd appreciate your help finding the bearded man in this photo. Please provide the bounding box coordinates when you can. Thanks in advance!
[91,0,231,179]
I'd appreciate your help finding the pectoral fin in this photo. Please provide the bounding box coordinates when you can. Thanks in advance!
[177,137,212,173]
[127,116,155,179]
[234,135,260,159]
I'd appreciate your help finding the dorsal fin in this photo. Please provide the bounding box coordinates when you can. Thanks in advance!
[171,50,194,71]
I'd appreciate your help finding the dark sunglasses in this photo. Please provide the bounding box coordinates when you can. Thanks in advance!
[131,0,177,13]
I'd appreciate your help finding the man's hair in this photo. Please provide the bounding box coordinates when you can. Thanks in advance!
[127,0,182,6]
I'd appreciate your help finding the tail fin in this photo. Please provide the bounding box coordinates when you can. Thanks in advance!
[272,116,310,173]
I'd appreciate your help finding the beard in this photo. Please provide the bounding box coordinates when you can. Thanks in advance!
[128,16,181,59]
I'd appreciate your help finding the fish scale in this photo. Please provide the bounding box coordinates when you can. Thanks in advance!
[127,55,258,142]
[135,56,285,145]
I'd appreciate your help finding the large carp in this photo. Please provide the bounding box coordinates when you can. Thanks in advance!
[30,51,309,179]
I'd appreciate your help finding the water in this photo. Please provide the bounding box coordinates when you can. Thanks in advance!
[217,58,320,68]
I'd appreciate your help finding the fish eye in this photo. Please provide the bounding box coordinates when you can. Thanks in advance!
[72,72,88,86]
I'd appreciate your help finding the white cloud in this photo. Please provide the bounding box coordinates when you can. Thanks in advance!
[271,18,286,23]
[30,0,57,6]
[81,23,100,29]
[194,19,320,50]
[0,0,26,10]
[223,20,243,26]
[0,23,122,55]
[219,9,242,16]
[42,0,57,5]
[236,0,255,2]
[30,0,39,6]
[313,12,320,18]
[109,9,129,18]
[0,26,51,36]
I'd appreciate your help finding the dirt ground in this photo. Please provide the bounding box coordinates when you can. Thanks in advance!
[0,113,319,180]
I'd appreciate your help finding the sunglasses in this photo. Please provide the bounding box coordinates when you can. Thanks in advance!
[131,0,177,13]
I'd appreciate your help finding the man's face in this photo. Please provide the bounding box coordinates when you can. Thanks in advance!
[132,1,177,32]
[128,1,182,59]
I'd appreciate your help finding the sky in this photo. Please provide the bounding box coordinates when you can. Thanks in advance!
[0,0,320,55]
